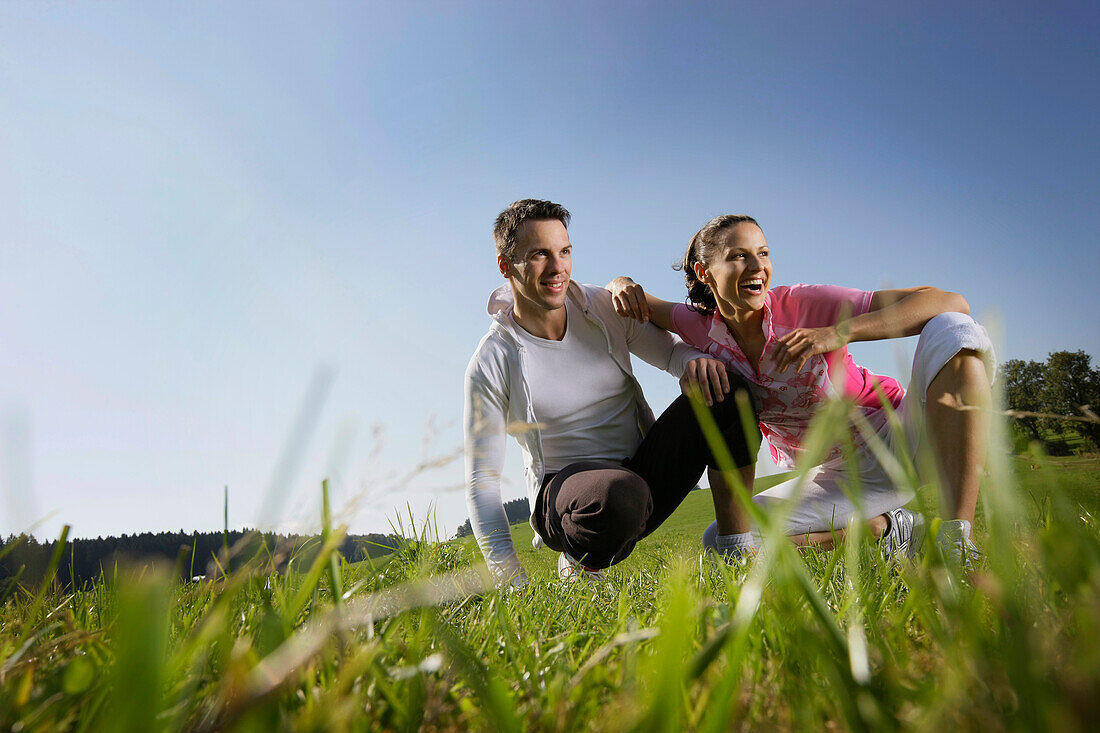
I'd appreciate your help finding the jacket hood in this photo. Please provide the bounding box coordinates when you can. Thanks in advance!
[486,284,513,316]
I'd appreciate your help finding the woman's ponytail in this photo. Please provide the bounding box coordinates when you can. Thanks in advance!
[679,233,718,315]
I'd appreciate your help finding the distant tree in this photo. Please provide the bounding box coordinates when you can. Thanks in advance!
[1042,350,1100,446]
[1002,359,1046,440]
[1002,349,1100,453]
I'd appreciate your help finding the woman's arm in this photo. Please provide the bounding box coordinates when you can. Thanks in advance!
[606,276,677,332]
[774,286,969,372]
[851,287,970,341]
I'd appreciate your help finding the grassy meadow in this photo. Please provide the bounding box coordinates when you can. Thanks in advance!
[2,439,1099,730]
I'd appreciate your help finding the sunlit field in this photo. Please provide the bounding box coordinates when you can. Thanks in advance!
[2,420,1098,730]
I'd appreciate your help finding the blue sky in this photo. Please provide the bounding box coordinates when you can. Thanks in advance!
[1,1,1097,541]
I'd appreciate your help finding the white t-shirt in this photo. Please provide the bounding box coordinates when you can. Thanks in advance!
[512,300,642,472]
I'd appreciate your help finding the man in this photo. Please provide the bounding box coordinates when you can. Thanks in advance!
[463,199,759,586]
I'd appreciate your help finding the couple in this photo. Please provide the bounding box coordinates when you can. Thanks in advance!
[464,199,994,586]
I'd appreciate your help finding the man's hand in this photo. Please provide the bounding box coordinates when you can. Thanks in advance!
[774,325,849,372]
[681,357,730,406]
[607,276,653,323]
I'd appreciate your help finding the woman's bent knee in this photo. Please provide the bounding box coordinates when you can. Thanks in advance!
[915,312,996,394]
[919,313,992,357]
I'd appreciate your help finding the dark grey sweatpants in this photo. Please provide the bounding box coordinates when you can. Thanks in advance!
[532,389,758,569]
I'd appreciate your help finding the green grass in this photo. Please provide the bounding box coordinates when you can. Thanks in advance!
[2,447,1099,730]
[468,454,1100,579]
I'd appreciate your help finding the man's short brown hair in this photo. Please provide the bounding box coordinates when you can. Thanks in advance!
[493,199,571,261]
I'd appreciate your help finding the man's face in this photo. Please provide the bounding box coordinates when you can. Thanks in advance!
[498,219,572,314]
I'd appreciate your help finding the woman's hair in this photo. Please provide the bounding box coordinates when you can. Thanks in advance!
[676,214,761,314]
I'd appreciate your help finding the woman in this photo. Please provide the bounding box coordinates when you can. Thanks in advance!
[608,215,994,564]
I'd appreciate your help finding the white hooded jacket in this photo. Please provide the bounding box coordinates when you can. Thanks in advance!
[462,281,708,585]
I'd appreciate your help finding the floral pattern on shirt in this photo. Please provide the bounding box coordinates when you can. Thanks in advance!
[672,285,904,468]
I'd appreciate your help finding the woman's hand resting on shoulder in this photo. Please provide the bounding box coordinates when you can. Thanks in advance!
[607,277,654,323]
[604,277,676,333]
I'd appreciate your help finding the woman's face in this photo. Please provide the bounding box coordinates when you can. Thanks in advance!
[694,222,772,319]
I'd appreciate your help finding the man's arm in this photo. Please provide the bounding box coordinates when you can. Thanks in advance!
[463,358,526,587]
[773,287,970,372]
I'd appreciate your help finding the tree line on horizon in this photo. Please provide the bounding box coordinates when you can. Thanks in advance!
[0,528,403,589]
[454,497,531,538]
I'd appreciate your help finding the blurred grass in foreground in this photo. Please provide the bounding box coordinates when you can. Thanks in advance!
[2,443,1098,730]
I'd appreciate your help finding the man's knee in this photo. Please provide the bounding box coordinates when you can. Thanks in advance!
[559,470,650,535]
[706,386,760,467]
[557,469,651,567]
[706,374,755,419]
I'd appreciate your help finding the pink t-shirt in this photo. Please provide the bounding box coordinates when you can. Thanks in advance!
[670,284,904,467]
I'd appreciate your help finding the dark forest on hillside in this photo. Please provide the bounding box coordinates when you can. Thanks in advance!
[453,497,531,538]
[0,529,402,589]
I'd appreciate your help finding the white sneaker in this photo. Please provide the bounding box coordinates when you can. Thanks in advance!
[936,519,982,569]
[558,552,606,582]
[881,507,925,561]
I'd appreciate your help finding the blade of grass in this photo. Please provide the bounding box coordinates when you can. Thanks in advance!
[18,524,70,640]
[321,478,344,607]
